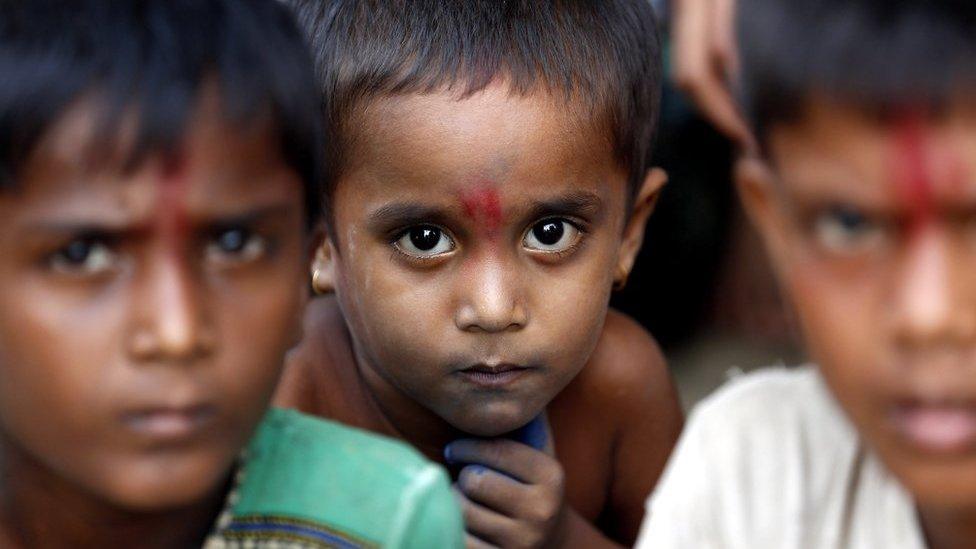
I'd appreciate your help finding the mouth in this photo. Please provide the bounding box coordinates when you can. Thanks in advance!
[120,403,217,443]
[890,401,976,455]
[456,363,532,389]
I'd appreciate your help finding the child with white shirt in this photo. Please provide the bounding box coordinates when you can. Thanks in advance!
[639,0,976,547]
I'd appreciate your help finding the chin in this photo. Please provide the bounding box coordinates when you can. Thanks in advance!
[895,462,976,510]
[98,456,232,512]
[444,399,540,437]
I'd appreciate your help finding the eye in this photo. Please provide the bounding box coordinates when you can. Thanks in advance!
[811,205,886,254]
[49,238,117,276]
[394,225,455,258]
[523,219,581,252]
[207,227,268,264]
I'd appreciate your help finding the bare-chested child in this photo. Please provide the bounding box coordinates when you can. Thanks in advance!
[275,2,684,547]
[0,1,462,547]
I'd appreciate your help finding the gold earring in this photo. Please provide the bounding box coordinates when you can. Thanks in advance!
[311,268,325,295]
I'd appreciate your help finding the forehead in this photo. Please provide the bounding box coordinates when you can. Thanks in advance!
[6,100,301,218]
[340,84,622,202]
[766,99,976,203]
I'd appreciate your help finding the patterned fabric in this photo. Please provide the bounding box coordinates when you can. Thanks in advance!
[201,408,464,549]
[203,455,375,549]
[219,516,376,548]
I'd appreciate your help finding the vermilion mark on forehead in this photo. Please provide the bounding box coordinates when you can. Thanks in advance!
[893,114,935,230]
[156,152,191,251]
[460,182,503,237]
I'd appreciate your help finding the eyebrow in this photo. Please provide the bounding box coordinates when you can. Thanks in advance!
[523,191,605,221]
[202,204,297,230]
[24,204,297,236]
[367,202,452,233]
[367,191,606,229]
[776,178,898,214]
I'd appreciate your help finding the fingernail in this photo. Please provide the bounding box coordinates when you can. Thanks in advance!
[443,444,454,463]
[471,465,487,475]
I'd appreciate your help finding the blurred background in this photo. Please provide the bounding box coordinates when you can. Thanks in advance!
[610,0,804,410]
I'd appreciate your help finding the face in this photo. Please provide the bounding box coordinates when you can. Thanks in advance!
[316,85,661,436]
[742,99,976,508]
[0,99,308,510]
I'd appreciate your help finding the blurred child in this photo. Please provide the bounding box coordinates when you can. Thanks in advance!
[638,0,976,547]
[0,1,461,546]
[276,1,684,546]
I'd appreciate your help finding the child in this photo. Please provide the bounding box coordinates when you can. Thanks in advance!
[276,1,684,546]
[0,1,462,546]
[638,0,976,547]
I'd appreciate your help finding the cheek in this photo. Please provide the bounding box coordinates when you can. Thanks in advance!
[543,274,610,328]
[216,267,307,402]
[530,255,614,365]
[334,274,457,414]
[335,255,447,366]
[0,281,123,435]
[786,256,892,425]
[0,282,141,503]
[787,253,880,366]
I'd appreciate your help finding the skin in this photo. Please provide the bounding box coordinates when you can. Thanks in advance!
[739,98,976,549]
[671,0,756,152]
[0,97,308,547]
[277,84,683,548]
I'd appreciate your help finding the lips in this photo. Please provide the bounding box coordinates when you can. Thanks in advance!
[121,403,217,443]
[890,402,976,455]
[457,363,531,389]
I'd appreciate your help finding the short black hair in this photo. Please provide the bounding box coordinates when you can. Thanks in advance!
[0,0,324,227]
[738,0,976,146]
[285,0,662,218]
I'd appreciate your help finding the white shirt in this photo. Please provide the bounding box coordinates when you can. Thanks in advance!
[636,366,927,549]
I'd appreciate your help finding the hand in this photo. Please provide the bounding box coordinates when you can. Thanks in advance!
[671,0,756,153]
[446,439,568,549]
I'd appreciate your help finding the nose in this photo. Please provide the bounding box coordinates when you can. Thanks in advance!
[454,259,528,333]
[127,256,215,363]
[891,226,976,348]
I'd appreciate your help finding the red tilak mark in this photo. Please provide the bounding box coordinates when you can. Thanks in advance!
[460,184,503,236]
[894,116,935,232]
[156,153,191,252]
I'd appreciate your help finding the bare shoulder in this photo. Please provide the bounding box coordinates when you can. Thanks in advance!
[570,309,680,419]
[551,309,683,540]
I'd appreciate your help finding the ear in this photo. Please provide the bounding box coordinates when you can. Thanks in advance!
[615,168,668,287]
[735,156,789,273]
[310,225,338,295]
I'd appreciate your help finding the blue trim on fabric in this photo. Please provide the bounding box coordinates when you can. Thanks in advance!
[225,522,366,549]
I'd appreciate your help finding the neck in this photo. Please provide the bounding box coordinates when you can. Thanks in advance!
[0,438,227,549]
[919,504,976,549]
[349,341,464,464]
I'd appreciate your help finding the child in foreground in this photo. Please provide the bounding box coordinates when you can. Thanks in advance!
[276,1,684,547]
[0,1,462,546]
[638,0,976,547]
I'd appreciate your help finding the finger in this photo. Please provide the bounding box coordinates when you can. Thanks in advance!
[712,0,759,153]
[672,0,712,93]
[457,465,548,520]
[457,489,521,547]
[672,0,756,152]
[445,438,556,484]
[711,0,739,76]
[457,465,530,515]
[466,534,499,549]
[685,75,757,154]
